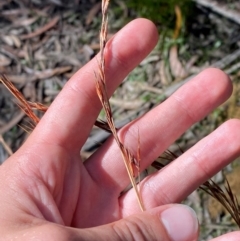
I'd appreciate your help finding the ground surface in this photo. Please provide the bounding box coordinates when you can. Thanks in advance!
[1,0,240,240]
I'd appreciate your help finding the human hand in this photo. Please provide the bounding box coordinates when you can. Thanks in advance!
[1,18,240,241]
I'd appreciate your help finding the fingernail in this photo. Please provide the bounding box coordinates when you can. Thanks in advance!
[160,205,198,241]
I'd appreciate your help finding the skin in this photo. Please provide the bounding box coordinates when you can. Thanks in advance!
[1,18,240,240]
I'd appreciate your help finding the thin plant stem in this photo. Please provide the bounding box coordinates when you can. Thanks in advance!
[0,74,39,124]
[95,0,145,211]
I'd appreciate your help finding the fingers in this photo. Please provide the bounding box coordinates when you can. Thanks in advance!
[71,204,198,241]
[3,205,198,241]
[86,68,232,192]
[120,119,240,214]
[29,19,158,152]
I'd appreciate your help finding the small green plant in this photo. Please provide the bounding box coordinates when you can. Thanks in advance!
[126,0,193,28]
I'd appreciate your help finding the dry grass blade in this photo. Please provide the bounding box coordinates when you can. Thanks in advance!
[28,102,48,112]
[136,131,141,195]
[154,150,240,228]
[95,0,145,211]
[7,94,115,133]
[151,160,165,170]
[94,119,114,133]
[0,74,39,124]
[201,180,240,228]
[28,101,114,134]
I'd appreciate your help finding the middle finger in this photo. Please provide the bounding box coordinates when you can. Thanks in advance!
[85,68,232,193]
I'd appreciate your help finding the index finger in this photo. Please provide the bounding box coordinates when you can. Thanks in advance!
[29,19,158,152]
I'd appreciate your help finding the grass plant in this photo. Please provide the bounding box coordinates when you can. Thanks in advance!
[94,0,145,211]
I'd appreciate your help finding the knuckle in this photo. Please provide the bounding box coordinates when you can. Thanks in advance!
[112,216,159,241]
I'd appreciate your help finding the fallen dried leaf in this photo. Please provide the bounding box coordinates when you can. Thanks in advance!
[159,60,169,85]
[15,17,38,27]
[2,35,21,48]
[20,16,60,40]
[169,45,187,79]
[85,2,101,25]
[110,98,144,109]
[0,53,11,66]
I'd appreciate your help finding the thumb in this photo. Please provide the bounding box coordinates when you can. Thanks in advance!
[76,204,199,241]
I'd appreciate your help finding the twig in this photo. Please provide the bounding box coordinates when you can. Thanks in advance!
[212,49,240,70]
[194,0,240,26]
[20,16,60,40]
[6,66,72,84]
